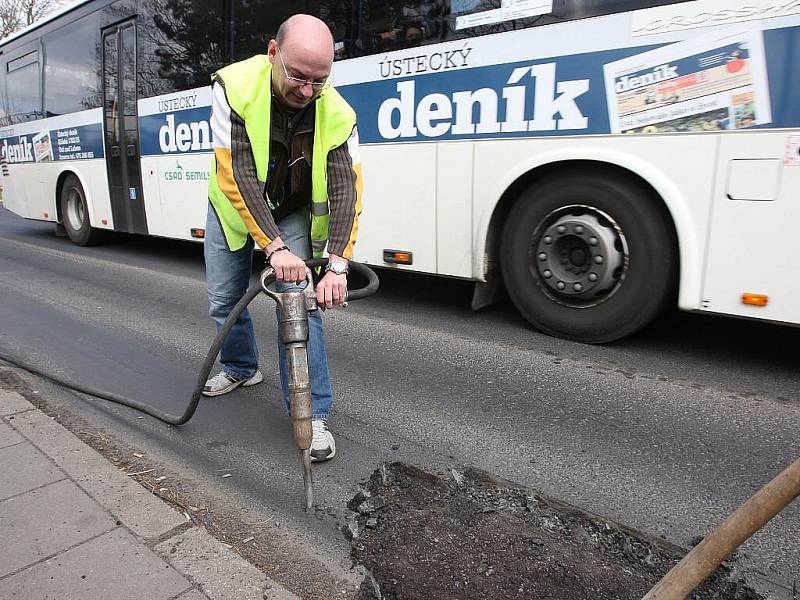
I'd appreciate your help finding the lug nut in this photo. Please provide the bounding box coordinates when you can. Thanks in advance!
[594,256,604,264]
[575,225,584,234]
[588,273,598,282]
[543,270,552,278]
[557,225,566,234]
[589,237,598,246]
[543,235,552,244]
[556,281,565,290]
[574,283,583,292]
[538,253,547,261]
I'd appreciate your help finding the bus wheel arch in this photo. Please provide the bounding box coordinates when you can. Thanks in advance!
[490,161,679,343]
[57,172,107,246]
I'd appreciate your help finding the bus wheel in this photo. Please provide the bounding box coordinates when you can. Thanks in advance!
[60,174,106,246]
[501,169,676,343]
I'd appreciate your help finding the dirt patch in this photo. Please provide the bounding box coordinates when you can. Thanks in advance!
[347,463,763,600]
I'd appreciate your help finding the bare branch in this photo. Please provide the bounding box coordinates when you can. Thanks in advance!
[0,0,68,39]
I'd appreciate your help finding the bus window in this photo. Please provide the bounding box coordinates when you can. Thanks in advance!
[352,0,447,55]
[43,14,102,117]
[432,0,693,48]
[564,0,693,19]
[230,0,356,62]
[137,0,232,96]
[6,49,42,124]
[230,0,275,61]
[306,0,355,60]
[231,0,304,62]
[343,0,695,59]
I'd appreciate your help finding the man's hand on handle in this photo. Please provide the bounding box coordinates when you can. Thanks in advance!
[316,254,348,310]
[267,239,307,284]
[266,240,347,309]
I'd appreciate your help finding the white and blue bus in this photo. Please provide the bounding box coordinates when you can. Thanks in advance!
[2,0,799,342]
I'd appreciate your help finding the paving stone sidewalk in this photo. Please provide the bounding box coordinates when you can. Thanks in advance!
[0,388,298,600]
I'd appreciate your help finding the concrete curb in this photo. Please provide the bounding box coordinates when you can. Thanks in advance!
[0,388,299,600]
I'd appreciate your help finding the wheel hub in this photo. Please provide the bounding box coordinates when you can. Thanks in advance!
[66,188,85,232]
[533,206,627,306]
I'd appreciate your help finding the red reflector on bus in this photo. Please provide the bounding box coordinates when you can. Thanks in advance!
[383,249,413,265]
[101,219,108,225]
[43,213,49,219]
[191,228,205,239]
[742,293,768,307]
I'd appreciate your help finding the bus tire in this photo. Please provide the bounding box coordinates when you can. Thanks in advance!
[500,169,676,343]
[60,174,106,246]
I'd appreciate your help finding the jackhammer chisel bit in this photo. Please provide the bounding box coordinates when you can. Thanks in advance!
[285,336,314,510]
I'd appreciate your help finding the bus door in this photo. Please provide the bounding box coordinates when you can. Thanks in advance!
[102,20,147,234]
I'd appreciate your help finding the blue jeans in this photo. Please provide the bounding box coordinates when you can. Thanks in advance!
[204,203,334,419]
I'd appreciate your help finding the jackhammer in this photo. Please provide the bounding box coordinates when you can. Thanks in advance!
[260,266,318,510]
[0,258,379,511]
[260,259,378,509]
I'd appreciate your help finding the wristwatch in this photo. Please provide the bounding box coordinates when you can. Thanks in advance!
[325,260,349,275]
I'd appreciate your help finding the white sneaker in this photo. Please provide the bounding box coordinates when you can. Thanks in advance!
[202,370,263,397]
[311,420,336,462]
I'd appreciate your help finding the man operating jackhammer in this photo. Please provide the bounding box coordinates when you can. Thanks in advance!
[203,14,363,463]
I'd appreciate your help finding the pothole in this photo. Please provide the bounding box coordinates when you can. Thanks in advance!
[346,463,762,600]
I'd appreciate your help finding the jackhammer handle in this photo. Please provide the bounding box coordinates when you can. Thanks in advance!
[305,258,379,301]
[258,268,314,302]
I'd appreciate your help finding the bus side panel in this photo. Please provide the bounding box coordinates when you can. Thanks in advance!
[87,161,114,230]
[703,130,800,324]
[0,109,109,229]
[471,134,721,312]
[137,88,213,242]
[2,164,33,218]
[436,142,473,278]
[141,153,211,241]
[0,170,23,215]
[355,143,437,273]
[32,161,111,229]
[24,162,52,221]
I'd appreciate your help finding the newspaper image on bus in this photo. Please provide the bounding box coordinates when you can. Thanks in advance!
[454,0,552,30]
[32,131,53,162]
[602,27,771,134]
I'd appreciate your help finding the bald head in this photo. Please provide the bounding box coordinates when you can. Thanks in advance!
[276,14,334,63]
[268,14,334,109]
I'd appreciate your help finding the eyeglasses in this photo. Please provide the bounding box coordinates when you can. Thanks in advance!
[277,48,328,90]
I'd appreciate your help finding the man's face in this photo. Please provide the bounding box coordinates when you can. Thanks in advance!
[268,39,331,110]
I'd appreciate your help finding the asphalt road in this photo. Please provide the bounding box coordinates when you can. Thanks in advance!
[1,206,798,599]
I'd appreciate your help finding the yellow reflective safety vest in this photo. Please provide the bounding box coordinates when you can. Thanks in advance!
[207,55,357,255]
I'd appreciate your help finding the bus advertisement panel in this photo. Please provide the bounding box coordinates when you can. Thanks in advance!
[603,27,771,133]
[0,110,104,165]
